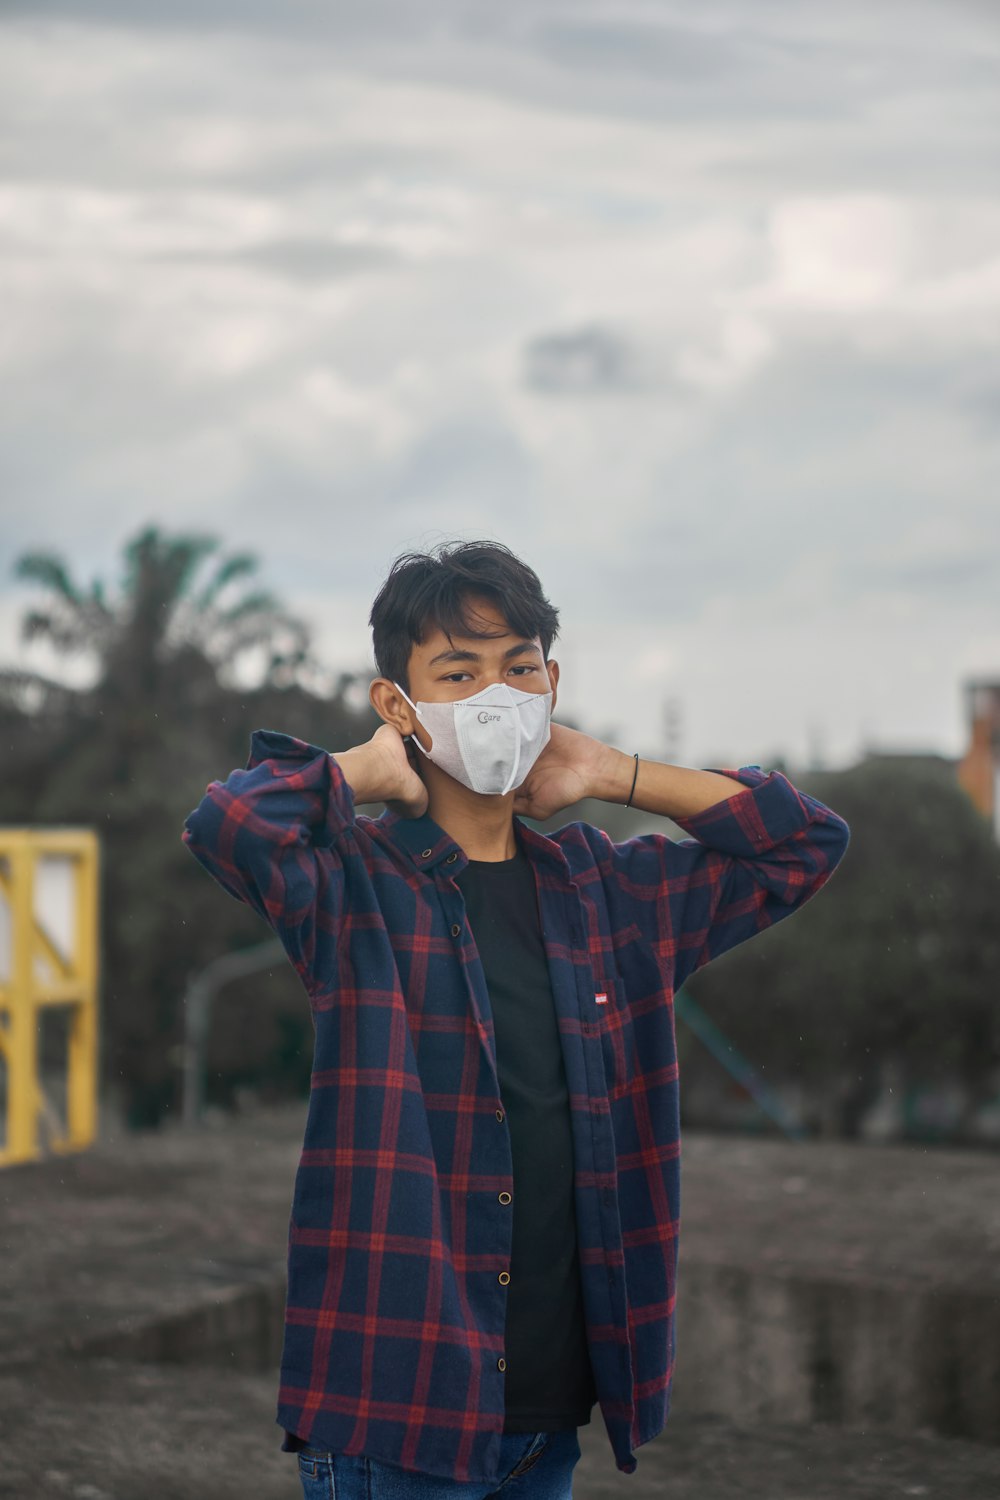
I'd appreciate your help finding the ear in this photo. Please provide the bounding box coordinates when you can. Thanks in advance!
[545,657,560,712]
[369,678,418,736]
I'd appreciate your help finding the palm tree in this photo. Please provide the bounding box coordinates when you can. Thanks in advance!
[2,525,314,712]
[0,524,335,1128]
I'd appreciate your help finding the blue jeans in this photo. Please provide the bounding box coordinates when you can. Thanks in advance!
[295,1430,582,1500]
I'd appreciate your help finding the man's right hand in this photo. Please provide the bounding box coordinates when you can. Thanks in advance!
[332,724,429,817]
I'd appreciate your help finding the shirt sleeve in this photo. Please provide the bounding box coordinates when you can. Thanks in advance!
[632,764,851,990]
[181,729,356,988]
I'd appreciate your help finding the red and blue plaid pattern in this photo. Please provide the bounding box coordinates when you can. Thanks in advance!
[182,730,849,1482]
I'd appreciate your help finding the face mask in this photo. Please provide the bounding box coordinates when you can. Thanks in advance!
[393,680,552,796]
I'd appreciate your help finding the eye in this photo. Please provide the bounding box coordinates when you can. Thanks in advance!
[509,664,537,676]
[441,671,473,683]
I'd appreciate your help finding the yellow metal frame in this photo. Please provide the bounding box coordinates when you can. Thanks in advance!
[0,829,100,1166]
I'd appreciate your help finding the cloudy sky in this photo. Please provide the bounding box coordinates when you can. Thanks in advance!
[1,0,998,771]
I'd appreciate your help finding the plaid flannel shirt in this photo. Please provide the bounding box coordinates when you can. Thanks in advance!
[182,729,850,1482]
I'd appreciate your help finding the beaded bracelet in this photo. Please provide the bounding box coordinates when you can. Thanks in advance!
[625,752,640,807]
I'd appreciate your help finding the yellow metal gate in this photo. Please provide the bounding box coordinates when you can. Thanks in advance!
[0,829,100,1166]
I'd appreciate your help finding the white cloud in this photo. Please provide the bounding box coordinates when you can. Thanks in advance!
[1,3,998,770]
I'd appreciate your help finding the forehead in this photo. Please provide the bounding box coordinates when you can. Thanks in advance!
[413,594,536,654]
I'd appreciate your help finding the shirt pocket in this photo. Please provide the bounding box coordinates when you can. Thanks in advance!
[594,971,638,1100]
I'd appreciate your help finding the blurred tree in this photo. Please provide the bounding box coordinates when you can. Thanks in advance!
[8,525,311,707]
[4,542,997,1145]
[681,754,1000,1140]
[0,525,378,1129]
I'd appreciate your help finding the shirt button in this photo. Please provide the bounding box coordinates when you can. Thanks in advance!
[495,1109,504,1122]
[498,1191,512,1204]
[498,1358,507,1372]
[421,848,433,859]
[451,923,461,938]
[498,1272,510,1285]
[445,851,459,864]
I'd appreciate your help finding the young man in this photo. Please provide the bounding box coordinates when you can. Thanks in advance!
[182,540,850,1500]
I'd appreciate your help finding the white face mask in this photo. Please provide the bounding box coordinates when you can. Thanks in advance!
[393,680,553,796]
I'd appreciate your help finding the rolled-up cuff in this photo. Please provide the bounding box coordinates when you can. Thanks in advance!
[245,728,357,844]
[669,766,813,856]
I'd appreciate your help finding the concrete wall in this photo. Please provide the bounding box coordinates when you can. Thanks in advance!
[673,1262,1000,1444]
[68,1259,1000,1447]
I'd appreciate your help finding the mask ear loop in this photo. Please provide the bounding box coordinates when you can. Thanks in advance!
[392,682,431,760]
[499,700,523,797]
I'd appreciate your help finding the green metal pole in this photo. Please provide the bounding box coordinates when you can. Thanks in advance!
[675,985,807,1140]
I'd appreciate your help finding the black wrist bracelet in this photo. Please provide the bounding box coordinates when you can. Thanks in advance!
[625,752,640,808]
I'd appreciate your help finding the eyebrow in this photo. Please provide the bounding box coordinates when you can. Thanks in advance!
[427,641,542,668]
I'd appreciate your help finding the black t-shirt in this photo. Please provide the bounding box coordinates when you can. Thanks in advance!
[284,839,596,1452]
[456,843,597,1432]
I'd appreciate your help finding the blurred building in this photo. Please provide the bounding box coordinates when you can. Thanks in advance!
[855,679,1000,845]
[957,678,1000,842]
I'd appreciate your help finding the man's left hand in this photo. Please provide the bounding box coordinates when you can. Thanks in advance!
[512,723,631,821]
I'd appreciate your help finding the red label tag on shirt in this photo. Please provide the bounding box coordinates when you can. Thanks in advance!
[595,992,608,1005]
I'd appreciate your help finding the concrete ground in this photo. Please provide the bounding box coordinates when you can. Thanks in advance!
[5,1356,1000,1500]
[2,1102,999,1498]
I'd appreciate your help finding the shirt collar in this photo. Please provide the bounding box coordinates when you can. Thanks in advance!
[377,806,463,871]
[377,806,572,878]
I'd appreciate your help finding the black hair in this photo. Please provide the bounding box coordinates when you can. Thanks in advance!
[369,540,560,693]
